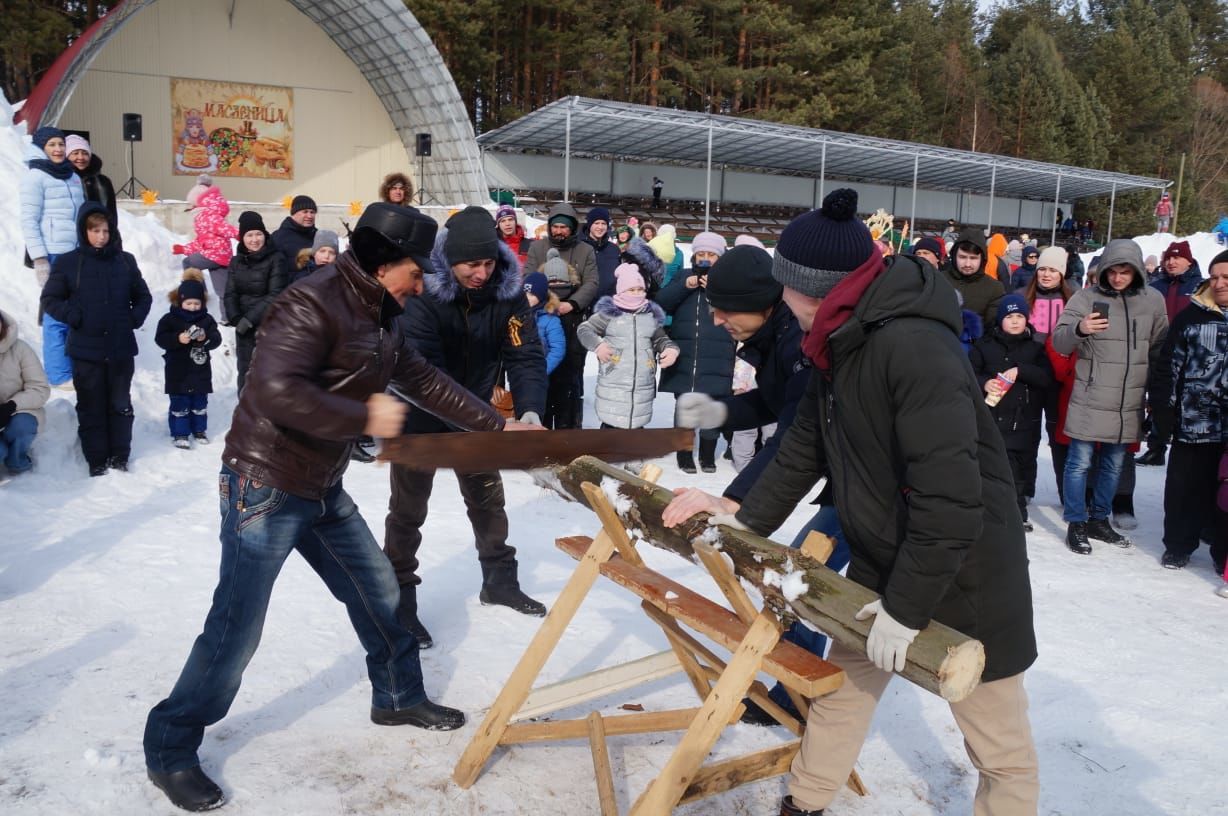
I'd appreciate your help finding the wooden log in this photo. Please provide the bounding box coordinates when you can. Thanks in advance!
[550,457,986,703]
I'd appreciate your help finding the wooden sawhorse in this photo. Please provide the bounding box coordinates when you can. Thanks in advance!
[453,468,866,813]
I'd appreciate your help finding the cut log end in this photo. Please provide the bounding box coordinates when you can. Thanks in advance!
[936,640,986,703]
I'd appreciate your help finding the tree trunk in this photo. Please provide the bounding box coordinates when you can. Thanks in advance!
[544,456,986,703]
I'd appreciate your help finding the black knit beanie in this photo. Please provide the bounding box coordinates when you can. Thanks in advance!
[705,245,781,312]
[290,195,317,214]
[238,211,267,238]
[772,189,876,297]
[444,206,500,263]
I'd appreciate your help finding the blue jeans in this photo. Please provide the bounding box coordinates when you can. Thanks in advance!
[41,253,72,386]
[168,393,208,437]
[144,466,426,773]
[0,412,38,472]
[767,504,851,713]
[1062,439,1125,523]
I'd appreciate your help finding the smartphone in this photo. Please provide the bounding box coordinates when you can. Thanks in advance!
[1092,300,1111,320]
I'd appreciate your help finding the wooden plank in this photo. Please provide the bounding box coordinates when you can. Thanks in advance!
[693,539,759,625]
[629,613,783,814]
[582,481,645,567]
[656,615,715,703]
[799,530,835,563]
[512,650,682,722]
[500,708,703,744]
[557,536,844,698]
[678,741,801,804]
[453,527,617,788]
[587,713,619,816]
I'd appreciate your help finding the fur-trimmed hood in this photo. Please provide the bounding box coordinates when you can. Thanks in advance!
[592,295,666,325]
[620,237,664,285]
[426,226,525,304]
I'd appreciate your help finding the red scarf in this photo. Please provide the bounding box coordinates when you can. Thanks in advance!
[801,248,888,374]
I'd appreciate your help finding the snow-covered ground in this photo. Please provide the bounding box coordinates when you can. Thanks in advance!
[3,93,1226,815]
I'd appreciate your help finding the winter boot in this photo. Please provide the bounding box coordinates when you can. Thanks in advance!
[699,437,718,473]
[1135,446,1166,466]
[1086,518,1131,547]
[147,766,224,812]
[480,562,547,616]
[89,463,108,477]
[780,795,824,815]
[173,436,192,449]
[676,450,697,474]
[1161,550,1190,570]
[370,699,465,730]
[193,432,209,445]
[1066,522,1092,555]
[107,456,128,472]
[395,585,433,649]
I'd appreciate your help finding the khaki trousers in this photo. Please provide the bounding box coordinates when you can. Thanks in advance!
[788,642,1039,815]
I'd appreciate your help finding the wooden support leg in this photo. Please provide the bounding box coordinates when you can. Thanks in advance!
[453,522,618,788]
[629,612,784,815]
[587,712,619,816]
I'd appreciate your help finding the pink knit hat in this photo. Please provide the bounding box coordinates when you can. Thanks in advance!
[65,134,91,156]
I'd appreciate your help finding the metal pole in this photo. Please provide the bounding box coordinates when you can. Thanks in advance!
[704,118,713,231]
[819,142,827,204]
[563,103,572,202]
[1051,173,1062,246]
[987,164,996,232]
[1107,183,1117,243]
[910,153,919,239]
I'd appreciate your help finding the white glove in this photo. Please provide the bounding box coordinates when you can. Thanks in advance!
[33,257,51,286]
[519,411,542,426]
[707,513,750,532]
[855,600,920,673]
[676,392,728,429]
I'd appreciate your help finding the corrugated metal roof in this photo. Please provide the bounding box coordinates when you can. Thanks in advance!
[478,96,1168,201]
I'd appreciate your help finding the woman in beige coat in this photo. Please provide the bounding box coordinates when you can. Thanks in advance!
[0,310,50,476]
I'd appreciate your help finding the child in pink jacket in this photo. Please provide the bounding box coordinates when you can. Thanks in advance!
[171,174,238,318]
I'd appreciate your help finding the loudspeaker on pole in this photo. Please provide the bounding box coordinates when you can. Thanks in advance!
[415,133,432,157]
[122,113,143,142]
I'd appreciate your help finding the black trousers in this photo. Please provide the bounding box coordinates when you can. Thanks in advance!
[1163,442,1224,561]
[235,332,257,395]
[384,464,515,588]
[72,356,134,468]
[1050,441,1069,504]
[1005,448,1036,522]
[545,310,586,429]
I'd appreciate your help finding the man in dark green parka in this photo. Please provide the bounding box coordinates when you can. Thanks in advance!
[731,190,1039,816]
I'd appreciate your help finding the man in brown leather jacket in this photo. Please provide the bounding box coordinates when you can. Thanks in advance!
[143,203,539,813]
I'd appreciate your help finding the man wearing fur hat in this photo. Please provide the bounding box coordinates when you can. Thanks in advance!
[524,202,599,428]
[144,202,537,813]
[709,189,1039,816]
[384,206,549,648]
[270,194,318,261]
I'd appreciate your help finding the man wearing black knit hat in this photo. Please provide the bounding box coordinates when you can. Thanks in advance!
[702,189,1039,816]
[144,202,538,813]
[270,193,318,261]
[384,206,550,648]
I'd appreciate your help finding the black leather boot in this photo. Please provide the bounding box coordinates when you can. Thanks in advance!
[780,795,824,815]
[147,766,224,812]
[676,450,697,474]
[699,437,718,472]
[395,585,433,649]
[480,562,547,616]
[370,699,465,730]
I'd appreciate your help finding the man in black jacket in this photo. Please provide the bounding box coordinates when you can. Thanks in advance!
[725,190,1038,816]
[270,194,318,261]
[384,207,549,648]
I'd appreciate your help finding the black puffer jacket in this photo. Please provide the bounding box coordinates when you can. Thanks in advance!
[655,271,735,396]
[40,203,152,362]
[270,216,316,263]
[75,154,119,240]
[970,327,1054,451]
[154,306,223,394]
[719,301,810,502]
[736,255,1037,682]
[400,232,547,431]
[584,230,623,301]
[222,250,505,499]
[224,241,288,331]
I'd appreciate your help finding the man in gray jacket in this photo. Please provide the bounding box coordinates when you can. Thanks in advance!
[1051,238,1168,555]
[525,202,599,428]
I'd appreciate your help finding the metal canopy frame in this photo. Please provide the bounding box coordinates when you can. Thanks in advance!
[478,97,1168,223]
[26,0,486,203]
